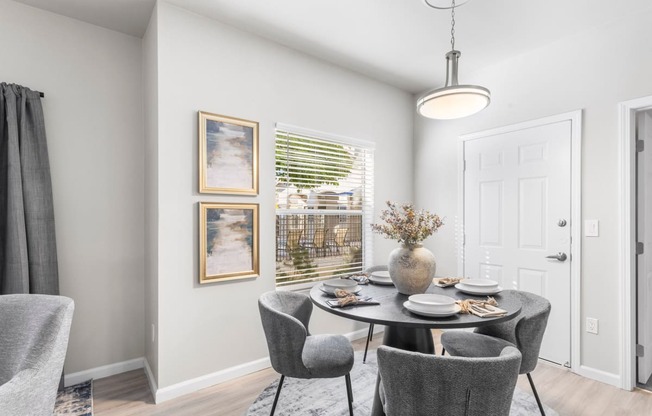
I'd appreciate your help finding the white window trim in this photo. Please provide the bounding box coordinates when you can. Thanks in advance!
[274,123,374,288]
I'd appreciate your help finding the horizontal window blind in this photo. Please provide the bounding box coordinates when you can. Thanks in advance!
[275,126,374,287]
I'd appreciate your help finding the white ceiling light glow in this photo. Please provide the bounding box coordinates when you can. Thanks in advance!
[417,0,490,120]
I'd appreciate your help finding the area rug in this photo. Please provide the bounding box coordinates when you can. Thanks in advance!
[54,379,93,416]
[245,351,557,415]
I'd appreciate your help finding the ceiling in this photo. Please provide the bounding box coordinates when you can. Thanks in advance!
[11,0,652,93]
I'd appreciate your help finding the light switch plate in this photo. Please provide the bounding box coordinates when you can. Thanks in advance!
[585,220,599,237]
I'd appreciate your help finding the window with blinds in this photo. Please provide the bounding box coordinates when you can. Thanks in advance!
[275,123,374,287]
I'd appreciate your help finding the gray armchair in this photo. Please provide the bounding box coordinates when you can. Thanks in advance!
[441,290,551,415]
[258,291,354,416]
[377,345,522,416]
[0,294,75,416]
[363,265,388,363]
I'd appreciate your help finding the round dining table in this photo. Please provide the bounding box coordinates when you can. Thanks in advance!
[309,281,523,416]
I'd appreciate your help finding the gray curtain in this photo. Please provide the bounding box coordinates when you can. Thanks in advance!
[0,83,59,295]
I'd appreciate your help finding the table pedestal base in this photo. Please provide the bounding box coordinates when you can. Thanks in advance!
[370,326,434,416]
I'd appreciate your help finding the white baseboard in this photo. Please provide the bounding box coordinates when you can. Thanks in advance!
[154,356,271,404]
[64,357,144,387]
[64,327,381,403]
[150,326,379,404]
[576,365,621,388]
[143,358,158,398]
[343,324,384,342]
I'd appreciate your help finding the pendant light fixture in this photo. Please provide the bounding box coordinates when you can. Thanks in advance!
[417,0,490,120]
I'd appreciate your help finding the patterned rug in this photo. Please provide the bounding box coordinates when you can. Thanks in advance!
[245,351,557,415]
[54,380,93,416]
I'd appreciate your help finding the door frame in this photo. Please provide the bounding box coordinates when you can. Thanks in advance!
[457,110,583,372]
[618,95,652,390]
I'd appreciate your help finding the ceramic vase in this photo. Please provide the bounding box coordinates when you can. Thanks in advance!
[388,243,436,295]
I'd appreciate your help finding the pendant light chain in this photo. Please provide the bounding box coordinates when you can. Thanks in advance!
[450,0,456,50]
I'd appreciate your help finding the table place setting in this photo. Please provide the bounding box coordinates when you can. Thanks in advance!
[368,270,394,286]
[454,278,503,295]
[434,277,503,295]
[339,270,396,286]
[403,293,507,318]
[319,278,380,308]
[432,277,464,287]
[341,272,371,285]
[319,278,363,295]
[403,294,461,317]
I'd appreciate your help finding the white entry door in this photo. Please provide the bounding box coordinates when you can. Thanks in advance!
[464,120,572,366]
[637,110,652,384]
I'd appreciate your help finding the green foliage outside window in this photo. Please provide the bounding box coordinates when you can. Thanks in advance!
[275,134,353,190]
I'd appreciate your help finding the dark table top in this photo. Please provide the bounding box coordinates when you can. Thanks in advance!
[309,282,522,329]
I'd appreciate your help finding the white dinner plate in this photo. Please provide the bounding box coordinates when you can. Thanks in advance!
[369,275,394,286]
[403,301,461,317]
[371,270,391,279]
[454,283,503,296]
[408,294,456,307]
[322,278,358,290]
[319,284,362,296]
[459,278,499,289]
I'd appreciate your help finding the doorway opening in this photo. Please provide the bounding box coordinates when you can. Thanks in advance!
[636,109,652,391]
[618,95,652,391]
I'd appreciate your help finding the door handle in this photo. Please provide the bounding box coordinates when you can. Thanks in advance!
[546,252,567,262]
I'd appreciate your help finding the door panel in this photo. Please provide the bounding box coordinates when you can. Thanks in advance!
[479,181,503,246]
[519,177,547,249]
[465,120,572,366]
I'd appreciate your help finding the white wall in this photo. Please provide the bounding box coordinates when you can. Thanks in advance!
[414,9,652,380]
[0,0,145,373]
[152,2,413,388]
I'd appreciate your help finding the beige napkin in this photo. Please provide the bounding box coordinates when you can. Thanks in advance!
[343,273,370,285]
[326,289,379,308]
[456,297,507,317]
[334,289,358,305]
[433,277,464,288]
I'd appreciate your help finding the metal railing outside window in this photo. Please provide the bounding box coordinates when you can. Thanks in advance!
[275,124,374,287]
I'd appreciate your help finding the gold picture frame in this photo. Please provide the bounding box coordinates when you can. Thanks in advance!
[198,111,259,195]
[199,202,259,284]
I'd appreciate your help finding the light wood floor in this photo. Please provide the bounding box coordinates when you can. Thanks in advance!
[94,331,652,416]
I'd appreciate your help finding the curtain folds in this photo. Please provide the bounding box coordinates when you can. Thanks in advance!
[0,83,59,295]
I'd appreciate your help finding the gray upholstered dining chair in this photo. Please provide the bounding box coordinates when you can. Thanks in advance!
[377,345,522,416]
[0,294,75,416]
[440,290,551,415]
[258,291,355,416]
[362,265,387,363]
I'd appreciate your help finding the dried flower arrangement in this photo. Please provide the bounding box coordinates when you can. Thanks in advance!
[371,201,443,247]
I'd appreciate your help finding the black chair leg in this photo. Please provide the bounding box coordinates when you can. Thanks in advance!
[270,375,285,416]
[527,372,546,416]
[441,347,446,356]
[363,324,374,363]
[345,373,354,416]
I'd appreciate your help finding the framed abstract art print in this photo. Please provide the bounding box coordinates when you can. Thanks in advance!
[198,111,259,195]
[199,202,259,283]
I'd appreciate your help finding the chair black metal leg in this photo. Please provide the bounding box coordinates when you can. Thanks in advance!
[363,324,374,363]
[527,372,546,416]
[345,373,354,416]
[270,375,285,416]
[441,347,446,356]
